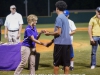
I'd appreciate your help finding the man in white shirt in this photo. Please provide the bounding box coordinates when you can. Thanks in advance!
[4,5,23,43]
[64,10,77,70]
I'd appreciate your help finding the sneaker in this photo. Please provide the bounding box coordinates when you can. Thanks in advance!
[70,66,74,71]
[91,65,95,69]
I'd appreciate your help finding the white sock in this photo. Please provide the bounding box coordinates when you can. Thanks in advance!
[70,61,74,67]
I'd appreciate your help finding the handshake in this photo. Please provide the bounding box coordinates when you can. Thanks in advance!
[39,30,54,47]
[40,30,51,36]
[41,39,54,47]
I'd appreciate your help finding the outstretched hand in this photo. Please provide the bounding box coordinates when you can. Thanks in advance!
[45,41,53,47]
[41,30,50,36]
[44,31,50,36]
[41,30,46,33]
[40,42,52,47]
[45,43,52,47]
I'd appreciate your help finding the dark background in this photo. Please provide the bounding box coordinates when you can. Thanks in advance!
[0,0,100,17]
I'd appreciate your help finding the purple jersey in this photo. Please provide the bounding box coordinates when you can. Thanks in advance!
[22,25,38,48]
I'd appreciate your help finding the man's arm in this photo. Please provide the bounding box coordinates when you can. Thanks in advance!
[69,20,76,36]
[88,25,95,42]
[45,26,61,36]
[70,30,76,36]
[45,17,62,36]
[37,32,42,40]
[30,35,45,45]
[4,26,8,39]
[4,17,8,39]
[37,30,45,40]
[19,24,22,34]
[17,14,23,39]
[46,39,54,47]
[17,24,22,39]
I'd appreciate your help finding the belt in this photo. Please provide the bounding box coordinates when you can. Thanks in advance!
[8,30,19,32]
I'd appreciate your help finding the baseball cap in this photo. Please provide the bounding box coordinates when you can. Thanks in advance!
[10,5,16,9]
[96,7,100,12]
[63,10,69,16]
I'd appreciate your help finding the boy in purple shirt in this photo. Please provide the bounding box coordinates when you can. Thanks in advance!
[14,14,45,75]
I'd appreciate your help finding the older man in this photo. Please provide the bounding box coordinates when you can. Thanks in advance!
[88,7,100,69]
[4,5,23,43]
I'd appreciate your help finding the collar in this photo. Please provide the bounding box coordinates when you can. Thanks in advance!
[93,15,100,20]
[28,25,36,31]
[93,15,99,19]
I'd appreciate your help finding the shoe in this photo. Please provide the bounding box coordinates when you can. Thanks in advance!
[70,66,74,71]
[91,65,95,69]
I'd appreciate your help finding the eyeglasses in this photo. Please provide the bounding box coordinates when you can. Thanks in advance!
[12,8,16,10]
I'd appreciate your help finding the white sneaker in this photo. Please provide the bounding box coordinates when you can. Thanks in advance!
[91,65,95,69]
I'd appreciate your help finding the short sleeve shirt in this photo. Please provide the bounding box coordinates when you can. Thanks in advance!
[54,14,71,45]
[4,12,23,30]
[89,15,100,36]
[22,25,38,48]
[68,19,76,42]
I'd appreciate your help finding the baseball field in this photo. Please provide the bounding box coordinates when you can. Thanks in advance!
[0,23,100,75]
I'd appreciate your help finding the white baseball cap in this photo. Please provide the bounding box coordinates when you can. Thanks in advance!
[10,5,16,9]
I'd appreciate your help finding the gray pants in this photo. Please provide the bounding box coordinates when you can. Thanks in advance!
[14,46,36,75]
[8,31,20,44]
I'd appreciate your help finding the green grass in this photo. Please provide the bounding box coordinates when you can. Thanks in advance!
[0,23,100,75]
[74,31,89,41]
[75,23,88,28]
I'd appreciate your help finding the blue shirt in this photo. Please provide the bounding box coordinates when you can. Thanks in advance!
[22,25,38,48]
[54,14,71,45]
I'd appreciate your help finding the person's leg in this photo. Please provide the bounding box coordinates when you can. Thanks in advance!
[70,58,74,66]
[91,45,98,66]
[63,45,71,74]
[14,46,30,75]
[61,45,74,71]
[29,48,36,74]
[91,36,98,69]
[53,44,61,74]
[8,31,13,43]
[13,31,20,43]
[70,57,74,70]
[64,66,69,74]
[54,66,59,74]
[70,45,74,70]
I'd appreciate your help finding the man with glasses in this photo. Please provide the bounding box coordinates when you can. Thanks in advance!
[88,7,100,69]
[4,5,23,44]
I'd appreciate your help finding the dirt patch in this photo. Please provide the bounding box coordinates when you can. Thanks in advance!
[36,40,88,52]
[1,28,87,34]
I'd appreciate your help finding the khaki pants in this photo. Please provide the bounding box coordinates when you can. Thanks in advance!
[8,31,20,44]
[14,46,36,75]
